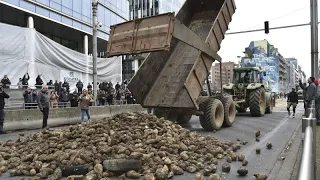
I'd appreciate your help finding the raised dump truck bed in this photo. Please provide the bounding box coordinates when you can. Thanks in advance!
[108,0,236,110]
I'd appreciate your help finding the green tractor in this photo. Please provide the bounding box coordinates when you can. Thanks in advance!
[222,67,276,117]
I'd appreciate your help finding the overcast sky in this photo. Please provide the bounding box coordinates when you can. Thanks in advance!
[218,0,311,77]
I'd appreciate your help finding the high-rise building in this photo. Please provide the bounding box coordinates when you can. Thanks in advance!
[241,40,288,93]
[123,0,185,80]
[286,57,299,87]
[0,0,129,55]
[211,62,237,92]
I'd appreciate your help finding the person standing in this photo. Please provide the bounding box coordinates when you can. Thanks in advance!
[37,85,50,129]
[23,87,32,109]
[305,77,317,117]
[0,86,9,134]
[287,88,298,118]
[315,79,320,123]
[78,90,91,122]
[76,80,83,94]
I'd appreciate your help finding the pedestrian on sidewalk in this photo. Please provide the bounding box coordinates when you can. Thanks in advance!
[37,85,50,129]
[0,85,10,134]
[287,88,298,118]
[314,79,320,123]
[305,77,317,117]
[78,89,91,122]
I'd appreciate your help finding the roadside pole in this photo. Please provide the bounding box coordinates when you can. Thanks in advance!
[92,0,98,105]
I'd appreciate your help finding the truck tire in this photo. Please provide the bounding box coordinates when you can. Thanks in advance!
[265,93,273,114]
[222,96,236,127]
[176,114,192,124]
[199,98,224,131]
[249,88,266,117]
[103,159,142,172]
[236,107,247,113]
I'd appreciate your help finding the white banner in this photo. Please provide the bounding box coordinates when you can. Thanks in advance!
[60,70,82,92]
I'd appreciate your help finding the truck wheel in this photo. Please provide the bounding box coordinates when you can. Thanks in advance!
[249,88,266,117]
[199,98,224,131]
[176,114,192,124]
[236,107,247,113]
[265,93,273,114]
[222,96,236,127]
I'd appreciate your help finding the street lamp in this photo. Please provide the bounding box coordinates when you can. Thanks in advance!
[92,0,98,105]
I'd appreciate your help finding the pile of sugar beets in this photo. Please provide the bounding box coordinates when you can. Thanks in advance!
[0,112,267,180]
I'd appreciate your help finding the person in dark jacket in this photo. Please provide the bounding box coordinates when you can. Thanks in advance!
[62,81,70,93]
[54,80,60,93]
[87,83,92,91]
[59,88,69,108]
[69,90,79,107]
[287,88,299,118]
[36,75,44,89]
[76,80,83,94]
[37,85,49,129]
[22,73,30,88]
[23,87,33,109]
[0,86,9,134]
[1,75,11,89]
[47,80,53,89]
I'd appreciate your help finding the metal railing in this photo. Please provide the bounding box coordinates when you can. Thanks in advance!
[298,100,316,180]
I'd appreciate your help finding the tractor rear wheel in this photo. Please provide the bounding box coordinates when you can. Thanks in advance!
[199,98,224,131]
[222,96,236,127]
[249,88,266,117]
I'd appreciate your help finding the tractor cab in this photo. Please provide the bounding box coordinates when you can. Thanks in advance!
[234,67,266,84]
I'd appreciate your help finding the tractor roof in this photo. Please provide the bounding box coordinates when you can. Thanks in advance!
[234,67,261,72]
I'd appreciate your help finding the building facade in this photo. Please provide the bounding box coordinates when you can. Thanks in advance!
[211,62,236,91]
[241,40,288,93]
[122,0,186,80]
[0,0,129,55]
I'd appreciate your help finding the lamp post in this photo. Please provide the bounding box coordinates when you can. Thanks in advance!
[92,0,98,105]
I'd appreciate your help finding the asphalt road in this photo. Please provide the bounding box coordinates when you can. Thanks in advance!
[0,101,303,180]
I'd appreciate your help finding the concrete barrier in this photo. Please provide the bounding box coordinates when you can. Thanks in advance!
[3,105,147,131]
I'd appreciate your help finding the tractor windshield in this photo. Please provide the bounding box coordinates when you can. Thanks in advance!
[234,71,255,83]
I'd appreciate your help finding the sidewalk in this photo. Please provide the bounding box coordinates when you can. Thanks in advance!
[316,125,320,178]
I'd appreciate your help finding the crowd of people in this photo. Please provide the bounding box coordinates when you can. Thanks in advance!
[286,76,320,124]
[0,74,136,109]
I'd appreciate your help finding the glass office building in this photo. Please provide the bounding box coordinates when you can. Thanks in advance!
[0,0,129,54]
[122,0,185,80]
[129,0,185,20]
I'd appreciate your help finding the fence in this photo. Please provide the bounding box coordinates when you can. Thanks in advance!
[298,100,316,180]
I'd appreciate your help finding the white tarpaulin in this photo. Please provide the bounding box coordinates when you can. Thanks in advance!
[0,22,122,88]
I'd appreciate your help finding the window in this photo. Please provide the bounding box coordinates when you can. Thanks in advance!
[62,16,73,26]
[62,6,72,16]
[50,1,62,11]
[82,0,91,17]
[50,11,62,21]
[36,6,50,17]
[36,0,49,6]
[62,0,72,8]
[73,0,82,13]
[20,1,36,12]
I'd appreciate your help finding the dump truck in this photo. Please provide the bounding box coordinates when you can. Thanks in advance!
[107,0,236,131]
[222,67,276,116]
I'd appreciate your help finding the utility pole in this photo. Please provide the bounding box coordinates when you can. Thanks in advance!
[311,0,319,78]
[92,0,98,105]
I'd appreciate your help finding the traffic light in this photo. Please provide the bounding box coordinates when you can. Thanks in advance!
[264,21,269,34]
